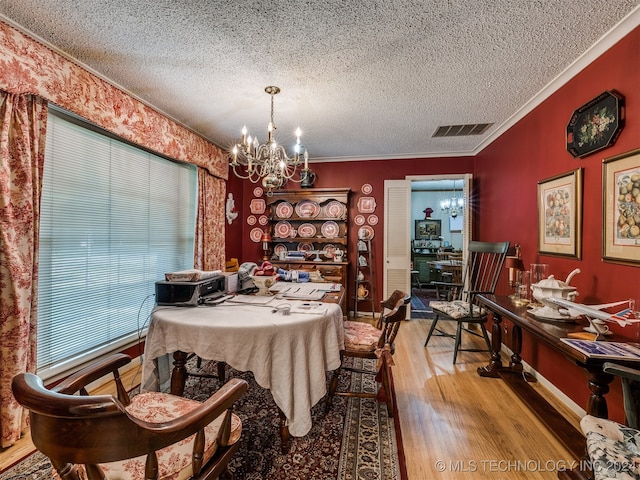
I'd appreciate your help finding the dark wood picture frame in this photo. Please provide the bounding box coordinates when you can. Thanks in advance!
[415,219,441,239]
[566,90,624,158]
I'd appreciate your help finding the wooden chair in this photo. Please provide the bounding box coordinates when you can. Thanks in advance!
[424,241,509,363]
[434,260,463,301]
[326,290,410,416]
[569,362,640,480]
[11,354,248,480]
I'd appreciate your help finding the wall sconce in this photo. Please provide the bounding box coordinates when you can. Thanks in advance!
[261,231,272,260]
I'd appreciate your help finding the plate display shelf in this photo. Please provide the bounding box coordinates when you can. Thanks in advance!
[266,188,351,312]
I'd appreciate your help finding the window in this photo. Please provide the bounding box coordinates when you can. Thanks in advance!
[37,110,197,378]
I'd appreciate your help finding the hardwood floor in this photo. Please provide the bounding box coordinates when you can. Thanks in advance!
[1,316,582,479]
[395,315,582,480]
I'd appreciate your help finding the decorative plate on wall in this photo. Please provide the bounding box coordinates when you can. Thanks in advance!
[253,187,264,197]
[357,196,376,214]
[354,214,365,225]
[246,215,256,225]
[566,90,624,158]
[250,198,266,215]
[258,215,269,225]
[250,227,264,243]
[361,183,373,194]
[358,225,375,240]
[368,214,379,225]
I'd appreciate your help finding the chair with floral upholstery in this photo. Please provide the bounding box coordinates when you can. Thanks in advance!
[325,290,410,416]
[424,241,509,363]
[577,362,640,480]
[11,353,247,480]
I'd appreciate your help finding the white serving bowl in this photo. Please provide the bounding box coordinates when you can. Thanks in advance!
[531,268,580,310]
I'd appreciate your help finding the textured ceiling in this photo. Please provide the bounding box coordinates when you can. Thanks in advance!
[1,1,638,163]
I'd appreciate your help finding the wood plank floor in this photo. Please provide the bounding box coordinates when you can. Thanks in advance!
[1,316,583,479]
[395,315,582,480]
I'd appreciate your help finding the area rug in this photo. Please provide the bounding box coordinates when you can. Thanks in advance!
[1,357,403,480]
[410,287,436,319]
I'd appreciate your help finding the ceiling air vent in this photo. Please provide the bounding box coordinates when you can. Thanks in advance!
[432,123,493,137]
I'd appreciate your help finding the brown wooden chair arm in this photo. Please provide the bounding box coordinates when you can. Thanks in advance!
[12,373,124,418]
[126,378,248,437]
[53,353,132,395]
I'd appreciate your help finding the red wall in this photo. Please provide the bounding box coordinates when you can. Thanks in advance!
[229,156,474,308]
[226,27,639,421]
[475,26,640,422]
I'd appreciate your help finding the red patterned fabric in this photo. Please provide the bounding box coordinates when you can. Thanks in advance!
[343,320,382,352]
[53,392,242,480]
[0,92,47,447]
[195,168,226,272]
[0,21,227,179]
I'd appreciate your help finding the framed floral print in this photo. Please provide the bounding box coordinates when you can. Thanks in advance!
[566,90,624,158]
[602,148,640,265]
[537,169,583,258]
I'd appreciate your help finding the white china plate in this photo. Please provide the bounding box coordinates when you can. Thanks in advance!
[275,201,293,219]
[295,200,320,218]
[274,221,292,238]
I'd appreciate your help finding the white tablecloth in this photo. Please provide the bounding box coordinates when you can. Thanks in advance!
[141,298,344,437]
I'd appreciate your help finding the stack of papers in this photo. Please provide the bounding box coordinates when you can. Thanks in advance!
[270,284,326,300]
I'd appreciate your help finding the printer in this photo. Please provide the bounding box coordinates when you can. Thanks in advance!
[155,275,225,306]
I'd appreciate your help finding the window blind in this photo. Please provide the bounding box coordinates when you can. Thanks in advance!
[38,112,197,378]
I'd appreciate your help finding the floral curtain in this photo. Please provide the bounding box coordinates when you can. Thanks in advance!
[0,92,48,447]
[195,167,226,272]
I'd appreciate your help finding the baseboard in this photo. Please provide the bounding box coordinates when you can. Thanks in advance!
[500,344,586,420]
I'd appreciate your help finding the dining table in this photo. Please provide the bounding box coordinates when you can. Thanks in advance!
[141,288,345,450]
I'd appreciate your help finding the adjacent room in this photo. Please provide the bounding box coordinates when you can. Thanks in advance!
[1,2,639,480]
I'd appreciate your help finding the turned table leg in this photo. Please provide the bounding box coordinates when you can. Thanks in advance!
[586,367,614,418]
[278,408,290,453]
[171,350,188,396]
[478,311,503,377]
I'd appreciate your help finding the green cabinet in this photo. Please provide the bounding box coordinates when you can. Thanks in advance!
[412,252,437,285]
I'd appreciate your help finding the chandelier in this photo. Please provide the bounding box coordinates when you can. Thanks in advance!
[440,180,465,218]
[229,86,309,192]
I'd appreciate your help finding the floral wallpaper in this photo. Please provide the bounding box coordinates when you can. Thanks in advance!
[0,20,227,179]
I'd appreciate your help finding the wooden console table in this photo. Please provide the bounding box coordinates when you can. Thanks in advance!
[475,294,640,463]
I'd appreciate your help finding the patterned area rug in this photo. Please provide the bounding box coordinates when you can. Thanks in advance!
[1,357,401,480]
[410,287,436,319]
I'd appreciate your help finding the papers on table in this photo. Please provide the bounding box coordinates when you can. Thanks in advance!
[225,294,275,305]
[561,339,640,361]
[271,282,341,300]
[269,282,335,301]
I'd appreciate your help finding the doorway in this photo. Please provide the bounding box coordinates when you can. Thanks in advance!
[382,174,472,302]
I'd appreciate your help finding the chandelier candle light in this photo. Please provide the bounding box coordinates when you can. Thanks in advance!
[440,179,465,218]
[230,86,309,193]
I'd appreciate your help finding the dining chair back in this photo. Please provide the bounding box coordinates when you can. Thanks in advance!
[326,290,410,416]
[11,354,247,480]
[425,241,509,363]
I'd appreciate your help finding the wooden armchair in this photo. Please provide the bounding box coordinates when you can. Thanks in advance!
[11,354,247,480]
[326,290,410,416]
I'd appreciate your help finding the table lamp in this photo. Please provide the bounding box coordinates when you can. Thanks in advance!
[505,243,524,300]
